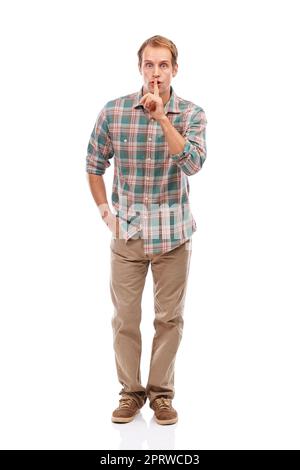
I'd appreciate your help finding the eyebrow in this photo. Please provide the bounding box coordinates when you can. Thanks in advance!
[143,60,170,64]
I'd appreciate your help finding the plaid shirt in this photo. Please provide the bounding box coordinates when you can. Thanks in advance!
[86,85,207,255]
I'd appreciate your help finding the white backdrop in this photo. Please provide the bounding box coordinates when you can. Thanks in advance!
[0,0,299,450]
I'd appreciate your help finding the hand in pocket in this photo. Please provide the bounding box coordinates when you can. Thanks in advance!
[105,213,126,240]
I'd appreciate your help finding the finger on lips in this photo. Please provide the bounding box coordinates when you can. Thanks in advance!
[139,80,159,110]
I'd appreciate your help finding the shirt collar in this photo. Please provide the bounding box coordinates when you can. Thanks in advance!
[132,85,181,114]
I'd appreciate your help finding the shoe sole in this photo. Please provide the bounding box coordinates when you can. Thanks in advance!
[111,409,140,423]
[155,416,178,425]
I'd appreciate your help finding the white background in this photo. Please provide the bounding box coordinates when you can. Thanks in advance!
[0,0,299,450]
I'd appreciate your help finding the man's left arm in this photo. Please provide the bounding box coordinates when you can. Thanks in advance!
[158,108,207,176]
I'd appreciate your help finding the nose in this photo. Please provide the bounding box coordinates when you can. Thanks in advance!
[152,66,160,78]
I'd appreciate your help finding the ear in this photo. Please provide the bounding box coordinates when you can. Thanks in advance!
[172,63,178,78]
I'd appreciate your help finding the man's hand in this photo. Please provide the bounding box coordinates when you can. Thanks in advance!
[105,213,122,239]
[139,79,166,121]
[98,203,125,239]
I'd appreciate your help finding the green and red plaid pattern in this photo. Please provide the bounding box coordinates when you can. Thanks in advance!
[86,86,207,255]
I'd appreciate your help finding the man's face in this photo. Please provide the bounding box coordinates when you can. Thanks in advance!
[139,45,178,98]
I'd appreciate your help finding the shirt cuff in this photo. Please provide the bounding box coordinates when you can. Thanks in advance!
[169,140,191,162]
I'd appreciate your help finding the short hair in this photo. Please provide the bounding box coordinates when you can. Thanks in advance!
[137,35,178,69]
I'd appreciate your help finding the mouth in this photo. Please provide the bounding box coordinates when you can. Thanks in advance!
[150,81,162,85]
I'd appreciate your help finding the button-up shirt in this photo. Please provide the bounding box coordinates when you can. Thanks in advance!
[86,85,207,255]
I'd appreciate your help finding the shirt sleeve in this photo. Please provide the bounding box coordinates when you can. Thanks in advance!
[86,106,114,175]
[169,108,207,176]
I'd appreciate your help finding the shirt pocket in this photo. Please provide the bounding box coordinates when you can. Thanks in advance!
[109,130,131,156]
[118,132,133,158]
[153,132,168,163]
[114,133,138,189]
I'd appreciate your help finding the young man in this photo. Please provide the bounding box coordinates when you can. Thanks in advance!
[86,35,207,425]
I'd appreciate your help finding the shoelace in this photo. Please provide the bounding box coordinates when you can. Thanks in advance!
[119,397,137,409]
[154,398,172,410]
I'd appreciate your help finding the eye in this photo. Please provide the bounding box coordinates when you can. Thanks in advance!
[161,64,167,68]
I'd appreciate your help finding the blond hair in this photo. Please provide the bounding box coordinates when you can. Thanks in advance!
[137,35,178,69]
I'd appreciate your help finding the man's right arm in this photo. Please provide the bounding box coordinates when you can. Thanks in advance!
[85,105,120,237]
[86,173,120,237]
[86,173,109,214]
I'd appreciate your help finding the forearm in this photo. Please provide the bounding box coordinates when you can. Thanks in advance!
[157,113,207,176]
[157,115,186,155]
[86,173,112,218]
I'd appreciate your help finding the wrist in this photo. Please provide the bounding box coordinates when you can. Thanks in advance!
[98,202,112,220]
[157,114,168,123]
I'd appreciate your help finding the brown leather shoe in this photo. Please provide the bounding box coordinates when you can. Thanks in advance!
[150,397,178,425]
[111,397,140,423]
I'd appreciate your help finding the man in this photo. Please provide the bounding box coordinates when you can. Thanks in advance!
[86,35,207,425]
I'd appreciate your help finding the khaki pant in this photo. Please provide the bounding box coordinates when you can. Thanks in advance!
[109,235,192,408]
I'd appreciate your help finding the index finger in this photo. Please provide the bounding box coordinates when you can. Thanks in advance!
[153,78,159,97]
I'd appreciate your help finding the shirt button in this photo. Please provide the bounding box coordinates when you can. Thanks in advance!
[123,139,127,142]
[148,137,152,141]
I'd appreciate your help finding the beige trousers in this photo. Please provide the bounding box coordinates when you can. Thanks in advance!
[109,235,192,408]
